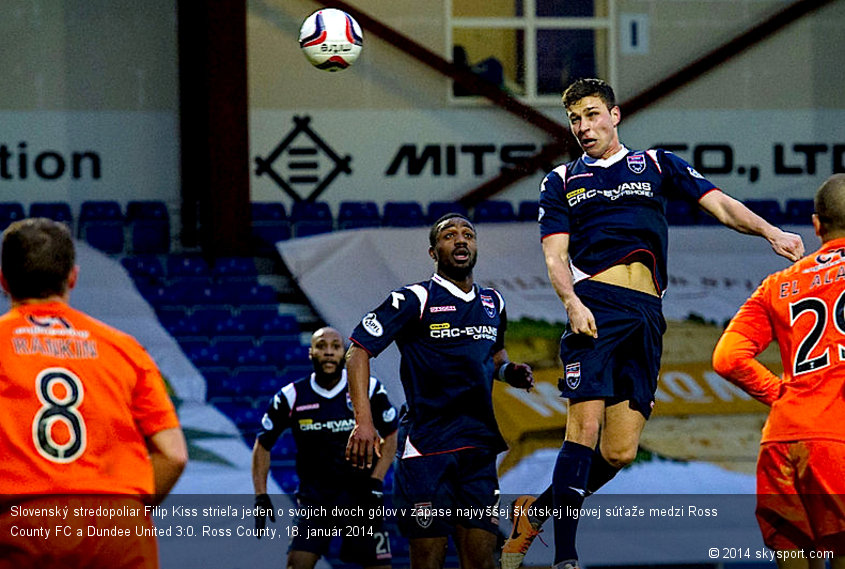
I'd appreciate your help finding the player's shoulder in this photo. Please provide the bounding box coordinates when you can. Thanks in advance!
[394,280,430,307]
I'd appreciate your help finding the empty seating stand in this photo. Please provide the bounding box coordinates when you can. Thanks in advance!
[126,200,170,254]
[383,201,426,227]
[251,202,291,254]
[338,201,380,230]
[0,202,26,231]
[290,201,333,237]
[79,200,125,254]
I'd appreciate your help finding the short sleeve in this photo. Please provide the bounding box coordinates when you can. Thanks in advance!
[539,166,571,240]
[256,386,294,450]
[350,285,425,357]
[659,150,719,203]
[129,342,180,437]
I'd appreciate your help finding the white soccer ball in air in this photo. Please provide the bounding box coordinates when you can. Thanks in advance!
[299,8,363,72]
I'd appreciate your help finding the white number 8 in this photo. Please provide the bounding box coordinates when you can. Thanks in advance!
[32,368,87,463]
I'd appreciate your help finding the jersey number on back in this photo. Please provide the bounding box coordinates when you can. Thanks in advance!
[790,291,845,375]
[32,368,87,463]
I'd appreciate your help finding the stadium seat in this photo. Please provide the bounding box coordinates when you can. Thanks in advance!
[251,202,291,253]
[517,200,540,222]
[190,306,234,333]
[78,200,125,254]
[127,201,171,255]
[427,201,469,223]
[167,254,212,279]
[290,201,334,237]
[182,339,225,368]
[121,255,166,284]
[232,366,277,399]
[383,201,426,227]
[29,202,73,229]
[783,199,815,225]
[259,313,300,339]
[743,199,783,225]
[212,256,258,280]
[214,338,257,366]
[338,201,380,230]
[0,202,26,231]
[472,200,516,223]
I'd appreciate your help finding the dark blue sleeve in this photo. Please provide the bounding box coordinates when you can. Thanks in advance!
[370,380,399,437]
[350,285,423,357]
[256,388,293,450]
[539,166,571,239]
[659,150,719,202]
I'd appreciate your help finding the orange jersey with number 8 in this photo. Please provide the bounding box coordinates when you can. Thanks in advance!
[0,302,180,495]
[713,237,845,443]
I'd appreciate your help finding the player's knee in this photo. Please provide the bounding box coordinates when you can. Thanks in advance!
[602,446,637,469]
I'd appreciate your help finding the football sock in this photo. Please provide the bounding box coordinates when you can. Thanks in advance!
[529,487,554,526]
[552,441,593,563]
[586,449,621,494]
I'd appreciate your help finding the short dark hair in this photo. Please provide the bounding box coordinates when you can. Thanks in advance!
[562,77,617,110]
[1,218,76,300]
[814,174,845,233]
[429,213,474,247]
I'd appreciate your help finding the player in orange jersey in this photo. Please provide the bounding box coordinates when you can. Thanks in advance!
[713,174,845,569]
[0,218,188,569]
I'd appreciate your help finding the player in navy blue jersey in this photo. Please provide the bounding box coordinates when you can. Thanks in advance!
[500,78,806,569]
[345,214,535,569]
[252,327,398,569]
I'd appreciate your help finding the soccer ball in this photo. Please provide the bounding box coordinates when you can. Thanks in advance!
[298,9,363,72]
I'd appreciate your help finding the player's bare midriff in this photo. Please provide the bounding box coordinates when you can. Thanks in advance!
[591,261,659,297]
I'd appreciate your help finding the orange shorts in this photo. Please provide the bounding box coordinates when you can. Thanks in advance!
[756,440,845,554]
[0,495,159,569]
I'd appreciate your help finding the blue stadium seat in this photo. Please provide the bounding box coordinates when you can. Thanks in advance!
[290,201,334,237]
[472,200,516,223]
[157,307,203,339]
[783,198,815,225]
[338,201,380,230]
[29,202,73,229]
[251,202,287,222]
[259,314,300,339]
[182,339,224,367]
[427,201,469,224]
[517,200,540,222]
[214,338,257,366]
[383,201,426,227]
[126,200,169,221]
[232,366,277,398]
[743,199,782,225]
[251,202,291,253]
[167,254,212,279]
[79,200,125,253]
[212,256,258,280]
[79,200,123,223]
[0,202,26,231]
[121,255,166,283]
[127,201,170,255]
[190,306,234,333]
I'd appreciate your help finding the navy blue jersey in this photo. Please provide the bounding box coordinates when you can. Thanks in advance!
[350,274,508,457]
[257,370,398,501]
[539,146,717,294]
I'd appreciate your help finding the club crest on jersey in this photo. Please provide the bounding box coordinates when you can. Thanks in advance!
[627,154,646,174]
[480,294,496,318]
[565,362,581,389]
[413,502,434,528]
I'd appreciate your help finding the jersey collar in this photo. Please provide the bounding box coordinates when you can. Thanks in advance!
[310,369,348,399]
[432,273,477,302]
[582,145,629,168]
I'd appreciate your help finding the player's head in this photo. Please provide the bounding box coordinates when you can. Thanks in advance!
[813,173,845,241]
[428,213,477,281]
[309,327,345,381]
[562,78,622,160]
[0,218,78,302]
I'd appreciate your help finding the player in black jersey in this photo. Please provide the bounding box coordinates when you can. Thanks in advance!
[500,78,806,569]
[252,327,398,569]
[345,214,534,569]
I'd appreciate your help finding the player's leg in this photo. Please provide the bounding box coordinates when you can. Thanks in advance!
[501,490,550,569]
[598,400,647,469]
[287,550,321,569]
[409,537,449,569]
[550,398,605,568]
[455,526,498,569]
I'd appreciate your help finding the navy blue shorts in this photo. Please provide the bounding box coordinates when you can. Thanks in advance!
[558,280,665,418]
[290,494,392,565]
[393,448,500,538]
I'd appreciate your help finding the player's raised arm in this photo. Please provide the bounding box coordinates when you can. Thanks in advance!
[344,344,381,469]
[698,191,805,261]
[542,233,598,338]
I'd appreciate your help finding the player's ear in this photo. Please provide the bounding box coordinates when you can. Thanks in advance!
[611,105,621,127]
[66,265,80,292]
[0,271,8,295]
[812,213,823,239]
[428,246,437,261]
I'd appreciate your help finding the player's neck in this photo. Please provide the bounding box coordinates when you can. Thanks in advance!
[436,270,474,293]
[11,294,68,308]
[314,371,343,390]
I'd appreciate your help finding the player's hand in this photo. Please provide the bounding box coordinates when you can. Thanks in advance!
[346,422,381,469]
[254,493,275,538]
[566,298,598,338]
[502,362,535,391]
[769,230,804,262]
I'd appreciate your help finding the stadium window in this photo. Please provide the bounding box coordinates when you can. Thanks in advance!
[448,0,615,104]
